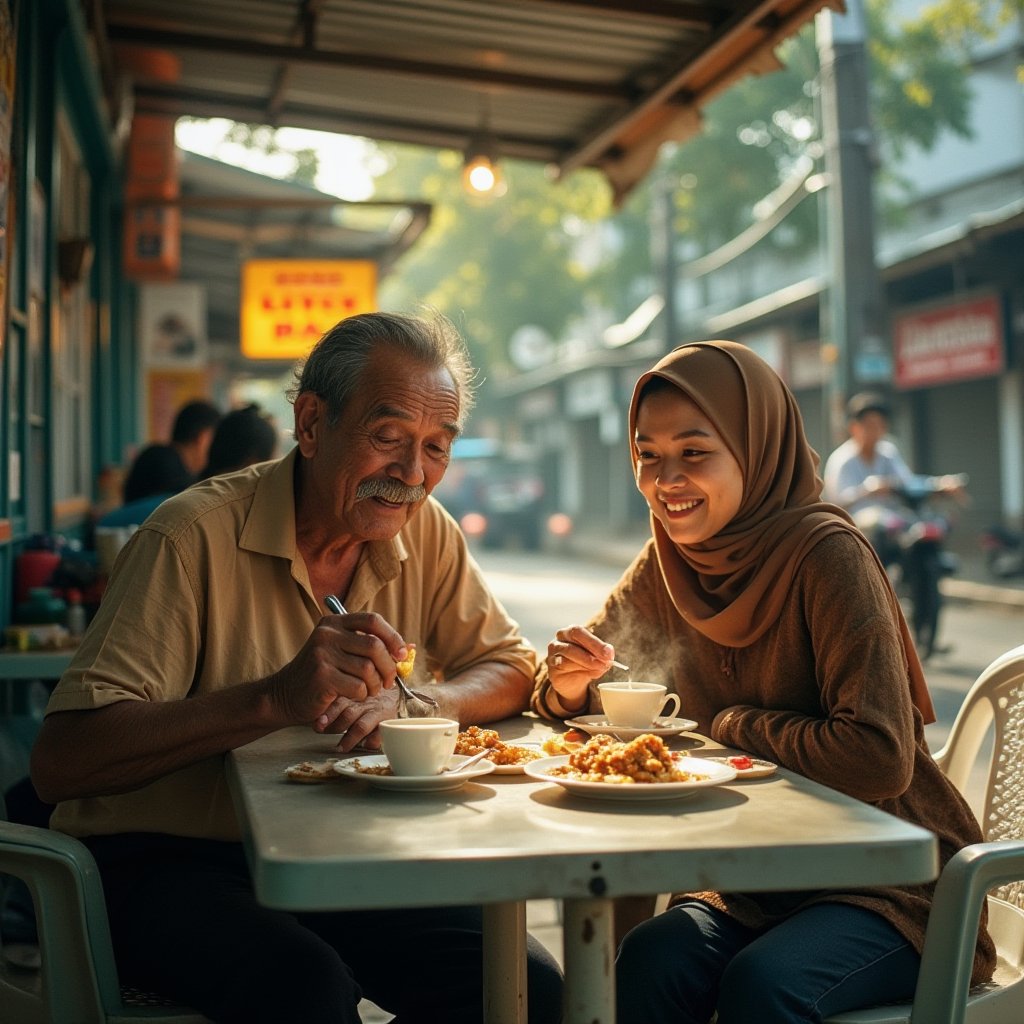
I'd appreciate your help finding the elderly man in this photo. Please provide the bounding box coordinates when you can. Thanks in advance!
[31,312,562,1024]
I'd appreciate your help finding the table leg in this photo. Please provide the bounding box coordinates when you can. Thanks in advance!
[483,900,527,1024]
[562,896,615,1024]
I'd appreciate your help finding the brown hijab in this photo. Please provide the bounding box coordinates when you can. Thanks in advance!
[629,340,935,724]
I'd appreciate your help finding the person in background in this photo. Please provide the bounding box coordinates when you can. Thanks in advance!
[197,403,280,480]
[532,341,992,1023]
[96,443,195,530]
[821,392,916,516]
[31,311,562,1024]
[170,398,222,477]
[95,399,223,535]
[821,391,965,569]
[96,399,221,532]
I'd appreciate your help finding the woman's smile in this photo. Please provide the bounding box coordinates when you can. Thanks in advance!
[660,495,704,514]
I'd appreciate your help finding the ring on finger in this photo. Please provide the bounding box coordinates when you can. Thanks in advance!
[553,655,563,667]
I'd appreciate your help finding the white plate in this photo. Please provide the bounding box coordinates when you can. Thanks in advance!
[333,754,496,791]
[704,756,778,779]
[523,755,736,801]
[565,714,699,741]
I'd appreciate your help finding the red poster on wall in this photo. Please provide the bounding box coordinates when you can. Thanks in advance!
[894,293,1005,389]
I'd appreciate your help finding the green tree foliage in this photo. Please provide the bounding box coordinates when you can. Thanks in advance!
[215,121,320,186]
[914,0,1024,49]
[913,0,1024,80]
[370,145,613,380]
[625,0,976,266]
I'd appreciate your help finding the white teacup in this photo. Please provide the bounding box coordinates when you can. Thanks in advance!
[379,717,459,777]
[597,682,682,729]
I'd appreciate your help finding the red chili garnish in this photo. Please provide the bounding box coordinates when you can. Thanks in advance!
[729,755,754,770]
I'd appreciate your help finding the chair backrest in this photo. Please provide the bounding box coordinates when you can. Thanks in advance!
[933,642,1024,909]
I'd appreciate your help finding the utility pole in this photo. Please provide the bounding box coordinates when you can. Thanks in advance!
[816,0,891,446]
[650,166,678,354]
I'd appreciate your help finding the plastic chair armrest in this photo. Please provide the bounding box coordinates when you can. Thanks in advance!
[0,820,121,1020]
[910,840,1024,1024]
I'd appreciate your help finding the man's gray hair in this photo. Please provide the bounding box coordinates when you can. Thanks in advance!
[287,311,477,428]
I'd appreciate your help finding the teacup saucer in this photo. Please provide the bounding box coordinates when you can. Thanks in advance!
[333,754,495,791]
[564,714,699,741]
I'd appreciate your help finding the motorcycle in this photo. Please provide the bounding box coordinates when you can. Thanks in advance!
[851,473,969,660]
[979,523,1024,579]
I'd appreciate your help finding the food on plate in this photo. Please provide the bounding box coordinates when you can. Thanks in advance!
[455,725,544,766]
[706,754,778,778]
[541,728,589,756]
[395,643,417,679]
[549,733,708,785]
[284,758,340,783]
[351,758,395,777]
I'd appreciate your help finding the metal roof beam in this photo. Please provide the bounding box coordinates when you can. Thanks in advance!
[514,0,720,28]
[559,0,831,175]
[106,24,630,100]
[133,85,564,161]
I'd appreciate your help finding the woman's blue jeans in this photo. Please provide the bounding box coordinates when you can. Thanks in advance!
[616,899,920,1024]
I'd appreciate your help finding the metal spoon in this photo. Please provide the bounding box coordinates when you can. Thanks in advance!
[441,748,492,775]
[324,595,440,713]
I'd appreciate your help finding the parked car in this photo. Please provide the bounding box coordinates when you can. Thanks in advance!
[433,438,564,551]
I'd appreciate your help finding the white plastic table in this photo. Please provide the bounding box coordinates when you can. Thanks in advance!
[227,720,938,1024]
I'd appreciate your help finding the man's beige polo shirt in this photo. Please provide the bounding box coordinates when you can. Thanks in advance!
[46,448,536,841]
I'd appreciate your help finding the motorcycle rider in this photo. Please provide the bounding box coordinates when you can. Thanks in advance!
[823,392,915,514]
[822,392,920,565]
[823,392,965,657]
[823,391,964,524]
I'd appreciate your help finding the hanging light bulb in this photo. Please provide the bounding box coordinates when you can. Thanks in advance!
[461,99,506,200]
[463,150,501,196]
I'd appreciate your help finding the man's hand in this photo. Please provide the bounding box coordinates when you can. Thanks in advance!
[312,684,403,752]
[863,474,896,497]
[268,610,410,749]
[937,473,970,503]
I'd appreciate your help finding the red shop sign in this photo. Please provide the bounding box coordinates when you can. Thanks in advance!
[894,294,1004,389]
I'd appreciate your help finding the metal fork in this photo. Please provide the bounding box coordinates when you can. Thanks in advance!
[324,595,440,715]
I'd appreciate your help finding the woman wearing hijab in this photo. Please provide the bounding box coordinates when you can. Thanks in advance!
[532,341,993,1022]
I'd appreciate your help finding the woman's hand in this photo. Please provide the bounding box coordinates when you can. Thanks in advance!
[545,626,618,711]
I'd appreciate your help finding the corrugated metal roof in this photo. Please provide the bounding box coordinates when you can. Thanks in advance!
[94,0,839,202]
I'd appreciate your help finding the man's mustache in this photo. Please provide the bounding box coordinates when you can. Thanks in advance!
[356,479,427,504]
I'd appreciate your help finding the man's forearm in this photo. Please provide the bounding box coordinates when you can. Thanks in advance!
[31,682,284,803]
[414,662,534,726]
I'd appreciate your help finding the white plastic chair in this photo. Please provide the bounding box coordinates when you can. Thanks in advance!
[826,642,1024,1024]
[0,814,212,1023]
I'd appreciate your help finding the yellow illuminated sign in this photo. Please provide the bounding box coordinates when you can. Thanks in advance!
[241,259,377,360]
